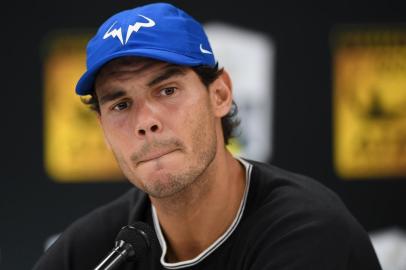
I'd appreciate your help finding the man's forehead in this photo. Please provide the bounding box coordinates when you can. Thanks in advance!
[97,57,168,78]
[94,57,192,96]
[95,56,190,89]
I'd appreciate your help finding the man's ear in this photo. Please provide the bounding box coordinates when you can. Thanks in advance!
[97,114,112,151]
[209,69,233,118]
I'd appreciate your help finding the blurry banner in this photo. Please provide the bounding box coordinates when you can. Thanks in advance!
[333,28,406,179]
[43,32,124,182]
[205,23,274,162]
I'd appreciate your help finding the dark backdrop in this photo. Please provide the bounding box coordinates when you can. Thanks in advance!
[1,0,406,269]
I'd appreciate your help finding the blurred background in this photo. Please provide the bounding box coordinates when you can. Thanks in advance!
[1,0,406,269]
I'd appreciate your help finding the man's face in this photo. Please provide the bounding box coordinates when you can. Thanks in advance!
[95,58,221,198]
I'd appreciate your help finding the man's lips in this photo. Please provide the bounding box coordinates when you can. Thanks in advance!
[137,149,177,165]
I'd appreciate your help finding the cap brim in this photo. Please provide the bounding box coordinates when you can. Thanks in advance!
[75,49,206,95]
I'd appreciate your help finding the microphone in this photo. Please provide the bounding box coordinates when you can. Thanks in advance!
[94,222,156,270]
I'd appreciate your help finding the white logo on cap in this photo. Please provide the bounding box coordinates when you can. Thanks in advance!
[103,14,156,45]
[200,44,213,54]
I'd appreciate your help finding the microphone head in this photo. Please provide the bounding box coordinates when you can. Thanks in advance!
[115,221,157,261]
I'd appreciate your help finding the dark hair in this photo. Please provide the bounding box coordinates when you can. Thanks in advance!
[81,64,240,145]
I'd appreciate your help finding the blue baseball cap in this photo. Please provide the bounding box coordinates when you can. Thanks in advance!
[76,2,216,95]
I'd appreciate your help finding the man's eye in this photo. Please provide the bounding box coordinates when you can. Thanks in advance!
[112,101,129,111]
[160,87,176,96]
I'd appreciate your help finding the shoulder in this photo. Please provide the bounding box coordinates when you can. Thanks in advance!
[33,187,150,270]
[65,187,148,238]
[241,159,363,247]
[236,159,381,269]
[245,159,348,220]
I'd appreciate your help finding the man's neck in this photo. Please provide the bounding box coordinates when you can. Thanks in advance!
[149,150,246,262]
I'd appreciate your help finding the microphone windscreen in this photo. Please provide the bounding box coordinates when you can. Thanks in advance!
[115,221,157,259]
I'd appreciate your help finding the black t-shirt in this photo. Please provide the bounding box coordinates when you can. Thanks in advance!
[33,160,382,270]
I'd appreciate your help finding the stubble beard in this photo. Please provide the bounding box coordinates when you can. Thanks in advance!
[142,127,217,199]
[112,120,218,200]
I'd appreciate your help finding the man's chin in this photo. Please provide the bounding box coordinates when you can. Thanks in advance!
[143,177,186,198]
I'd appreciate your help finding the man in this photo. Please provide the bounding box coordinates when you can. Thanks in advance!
[33,2,382,270]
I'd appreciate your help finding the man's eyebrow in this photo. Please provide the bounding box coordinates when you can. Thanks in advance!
[99,90,126,106]
[98,65,185,105]
[147,66,186,87]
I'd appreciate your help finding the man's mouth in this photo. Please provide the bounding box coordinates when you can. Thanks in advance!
[137,149,177,165]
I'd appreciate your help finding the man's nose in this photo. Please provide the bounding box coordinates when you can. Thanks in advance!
[134,104,162,137]
[137,122,161,136]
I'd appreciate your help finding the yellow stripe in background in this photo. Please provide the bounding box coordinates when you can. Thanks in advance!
[43,32,124,182]
[333,29,406,179]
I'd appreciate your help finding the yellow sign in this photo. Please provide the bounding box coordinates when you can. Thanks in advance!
[333,29,406,179]
[43,32,124,182]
